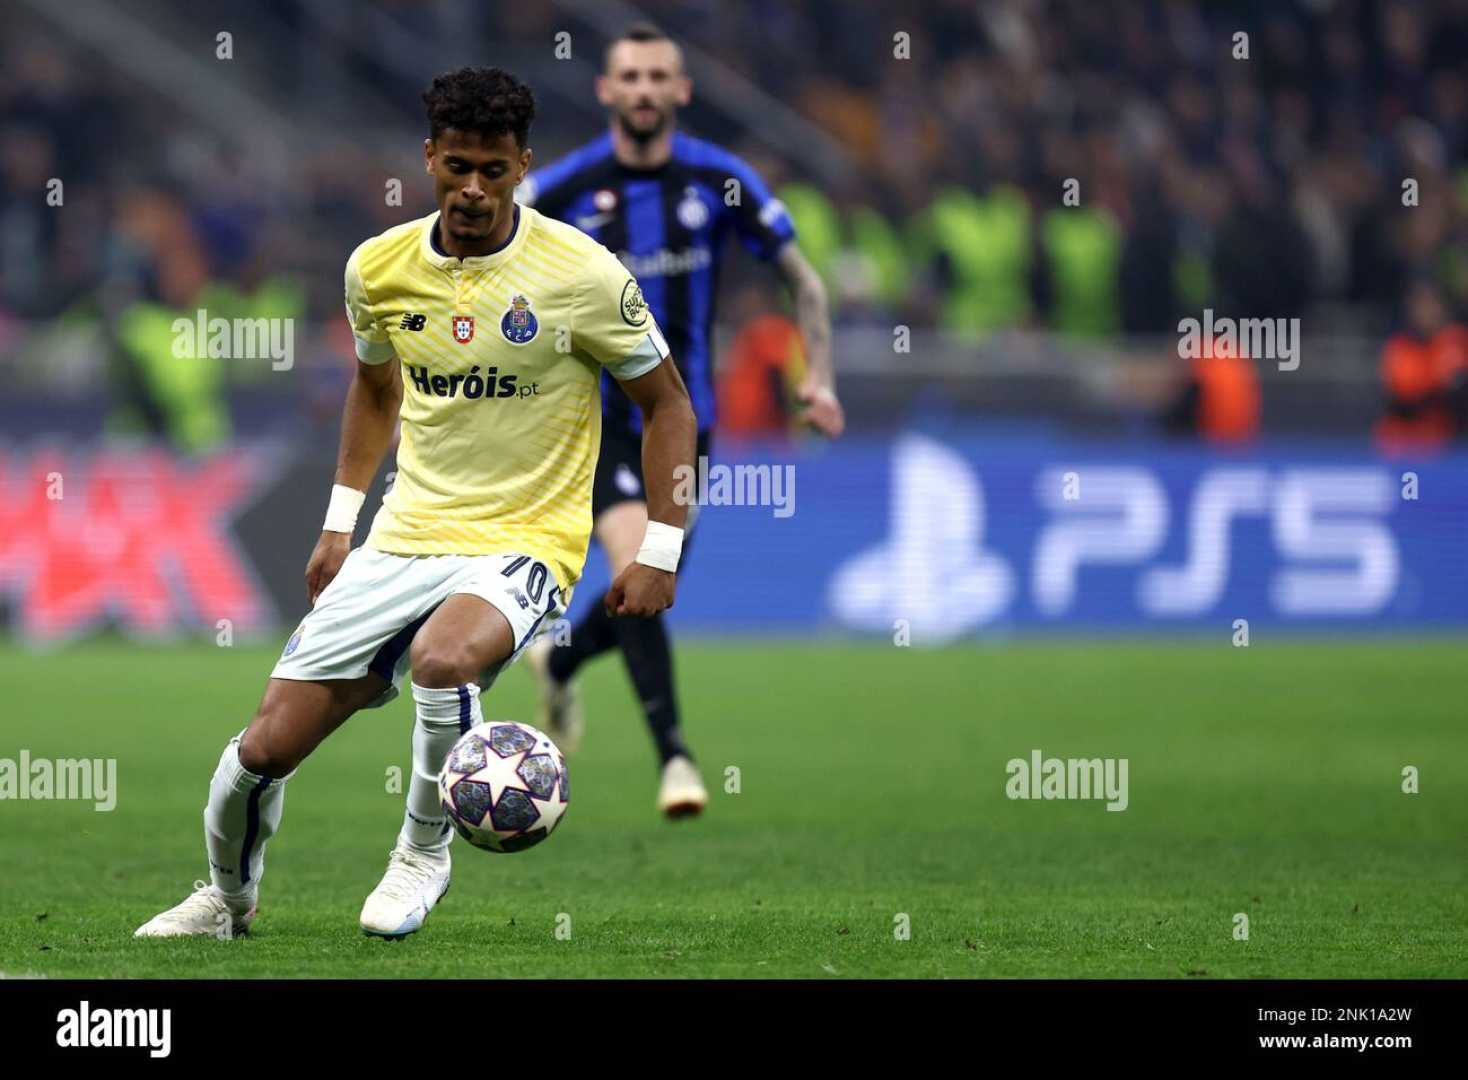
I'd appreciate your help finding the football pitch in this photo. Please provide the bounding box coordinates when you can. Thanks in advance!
[1,638,1464,979]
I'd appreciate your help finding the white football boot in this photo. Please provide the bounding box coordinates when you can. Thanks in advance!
[134,881,256,939]
[525,634,584,753]
[657,755,708,820]
[360,842,451,938]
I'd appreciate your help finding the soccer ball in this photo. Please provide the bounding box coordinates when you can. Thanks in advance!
[438,721,569,852]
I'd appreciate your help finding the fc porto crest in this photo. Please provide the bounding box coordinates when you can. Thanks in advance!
[500,293,539,345]
[452,315,475,344]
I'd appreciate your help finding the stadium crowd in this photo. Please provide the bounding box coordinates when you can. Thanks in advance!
[2,0,1466,446]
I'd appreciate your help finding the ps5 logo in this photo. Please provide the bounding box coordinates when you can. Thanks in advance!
[828,435,1014,644]
[830,435,1399,641]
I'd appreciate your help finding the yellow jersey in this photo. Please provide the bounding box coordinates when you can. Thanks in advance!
[343,204,668,593]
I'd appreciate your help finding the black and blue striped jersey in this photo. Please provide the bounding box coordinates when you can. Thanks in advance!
[517,132,796,435]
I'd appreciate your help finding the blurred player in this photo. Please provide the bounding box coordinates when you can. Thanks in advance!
[134,66,696,939]
[518,24,842,818]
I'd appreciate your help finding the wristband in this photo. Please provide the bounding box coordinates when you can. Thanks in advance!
[634,520,684,573]
[323,484,366,534]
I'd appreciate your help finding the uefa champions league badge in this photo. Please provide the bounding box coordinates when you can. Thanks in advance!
[500,293,538,344]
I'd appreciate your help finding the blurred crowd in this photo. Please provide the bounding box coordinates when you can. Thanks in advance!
[693,0,1468,341]
[2,0,1467,448]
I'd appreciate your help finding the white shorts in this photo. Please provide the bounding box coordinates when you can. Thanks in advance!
[270,547,569,708]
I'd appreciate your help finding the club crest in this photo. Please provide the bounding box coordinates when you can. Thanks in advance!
[677,186,708,230]
[452,315,475,344]
[501,293,539,344]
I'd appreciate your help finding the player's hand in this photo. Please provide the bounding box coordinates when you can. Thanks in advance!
[605,562,676,618]
[305,531,351,607]
[796,377,845,438]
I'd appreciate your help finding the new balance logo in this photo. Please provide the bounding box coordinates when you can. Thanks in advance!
[400,313,427,331]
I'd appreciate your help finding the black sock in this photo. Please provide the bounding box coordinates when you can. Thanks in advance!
[614,612,689,766]
[548,603,620,683]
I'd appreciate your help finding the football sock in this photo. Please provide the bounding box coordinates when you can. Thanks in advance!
[614,612,690,766]
[400,682,481,854]
[204,733,288,900]
[547,602,620,683]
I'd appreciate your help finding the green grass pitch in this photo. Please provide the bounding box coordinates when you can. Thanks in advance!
[1,638,1464,978]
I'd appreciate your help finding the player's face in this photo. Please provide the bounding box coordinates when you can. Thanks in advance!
[424,129,531,248]
[598,40,690,141]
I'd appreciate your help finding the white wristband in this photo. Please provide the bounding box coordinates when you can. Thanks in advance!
[323,484,366,534]
[634,520,684,573]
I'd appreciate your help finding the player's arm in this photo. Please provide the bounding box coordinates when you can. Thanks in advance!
[721,152,843,436]
[604,358,697,618]
[774,242,845,437]
[305,358,402,605]
[305,244,403,605]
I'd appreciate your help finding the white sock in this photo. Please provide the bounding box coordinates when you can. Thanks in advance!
[204,733,289,900]
[400,682,481,854]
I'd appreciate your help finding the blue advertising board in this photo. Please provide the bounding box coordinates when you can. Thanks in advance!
[565,432,1468,640]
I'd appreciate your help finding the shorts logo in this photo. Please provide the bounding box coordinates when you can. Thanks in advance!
[452,316,475,344]
[509,586,530,610]
[282,626,304,658]
[501,294,539,345]
[620,280,648,327]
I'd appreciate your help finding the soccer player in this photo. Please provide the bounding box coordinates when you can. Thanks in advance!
[518,24,843,818]
[134,66,696,939]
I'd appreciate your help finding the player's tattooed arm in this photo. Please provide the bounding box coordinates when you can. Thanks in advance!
[305,359,403,605]
[605,358,696,618]
[775,243,845,438]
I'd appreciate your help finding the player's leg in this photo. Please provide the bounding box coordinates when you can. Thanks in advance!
[529,423,705,815]
[528,506,635,753]
[400,593,514,852]
[591,502,706,817]
[530,432,642,750]
[361,591,519,937]
[138,546,445,939]
[135,673,387,938]
[543,496,706,817]
[535,429,651,752]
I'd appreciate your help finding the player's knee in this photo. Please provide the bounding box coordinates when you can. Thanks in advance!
[410,638,482,689]
[238,713,299,779]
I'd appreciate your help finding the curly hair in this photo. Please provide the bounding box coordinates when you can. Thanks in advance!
[421,66,536,147]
